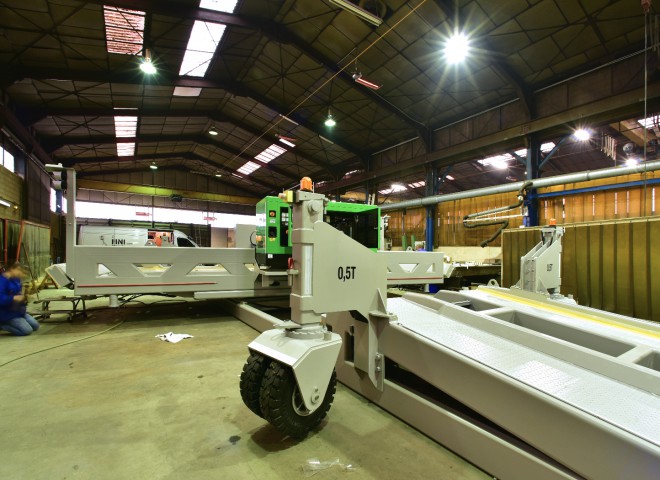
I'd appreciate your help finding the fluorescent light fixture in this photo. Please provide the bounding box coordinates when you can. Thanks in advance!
[173,86,202,96]
[280,115,299,126]
[279,138,296,148]
[343,169,362,178]
[446,174,455,181]
[236,161,261,175]
[573,129,591,141]
[103,6,145,55]
[179,21,226,77]
[200,0,238,12]
[208,126,219,136]
[0,198,11,207]
[408,181,426,189]
[328,0,383,26]
[215,172,222,177]
[277,135,296,148]
[150,162,158,170]
[444,32,470,64]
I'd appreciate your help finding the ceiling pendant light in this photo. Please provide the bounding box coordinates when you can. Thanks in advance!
[208,126,219,136]
[324,109,336,127]
[444,32,470,64]
[573,128,591,141]
[150,162,158,170]
[140,48,157,74]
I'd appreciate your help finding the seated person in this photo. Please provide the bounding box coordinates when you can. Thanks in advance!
[0,263,40,336]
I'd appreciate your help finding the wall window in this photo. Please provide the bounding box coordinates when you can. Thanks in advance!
[76,201,254,229]
[50,188,68,213]
[1,147,14,172]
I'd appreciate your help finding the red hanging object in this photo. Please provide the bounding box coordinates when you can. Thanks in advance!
[642,0,651,14]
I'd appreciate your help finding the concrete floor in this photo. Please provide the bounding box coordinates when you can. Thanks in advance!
[0,290,488,480]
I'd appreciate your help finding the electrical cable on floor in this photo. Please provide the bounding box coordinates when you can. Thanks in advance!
[0,319,126,369]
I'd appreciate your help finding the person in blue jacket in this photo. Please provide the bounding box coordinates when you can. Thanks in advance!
[0,263,39,336]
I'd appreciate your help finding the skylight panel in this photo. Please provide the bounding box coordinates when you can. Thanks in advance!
[478,154,511,169]
[114,116,138,137]
[179,21,226,77]
[117,143,136,156]
[513,142,556,158]
[200,0,238,12]
[103,6,145,55]
[114,116,138,156]
[236,161,261,175]
[255,144,286,163]
[408,181,426,189]
[379,184,407,195]
[638,116,660,128]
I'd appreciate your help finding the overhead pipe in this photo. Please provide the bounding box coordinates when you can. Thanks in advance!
[380,160,660,211]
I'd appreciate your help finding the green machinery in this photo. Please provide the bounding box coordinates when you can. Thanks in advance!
[255,196,381,268]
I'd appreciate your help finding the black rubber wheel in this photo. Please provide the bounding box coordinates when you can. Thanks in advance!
[259,361,337,439]
[239,352,271,418]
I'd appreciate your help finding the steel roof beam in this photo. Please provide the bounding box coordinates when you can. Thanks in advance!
[6,67,367,165]
[88,0,429,142]
[60,151,280,192]
[28,106,337,175]
[46,132,300,182]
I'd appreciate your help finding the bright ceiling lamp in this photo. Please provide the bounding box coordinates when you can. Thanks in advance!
[328,0,383,26]
[324,109,336,127]
[444,32,470,64]
[140,48,157,74]
[208,126,219,136]
[573,129,591,141]
[626,158,640,166]
[150,162,158,170]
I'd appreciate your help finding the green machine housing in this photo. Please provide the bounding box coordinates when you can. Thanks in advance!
[256,196,381,268]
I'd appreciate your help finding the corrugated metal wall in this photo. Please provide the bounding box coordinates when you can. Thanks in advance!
[502,217,660,322]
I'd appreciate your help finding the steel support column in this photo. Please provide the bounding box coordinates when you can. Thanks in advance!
[425,164,439,251]
[525,136,541,227]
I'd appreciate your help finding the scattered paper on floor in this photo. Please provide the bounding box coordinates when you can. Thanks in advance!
[155,332,193,343]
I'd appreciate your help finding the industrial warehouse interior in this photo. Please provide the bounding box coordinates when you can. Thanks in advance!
[1,0,660,479]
